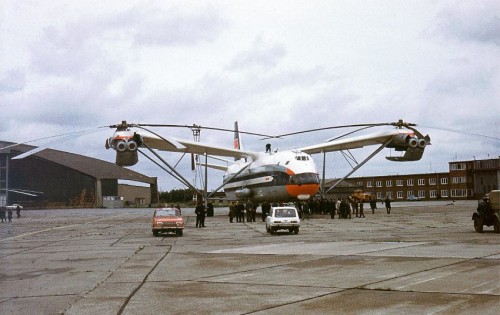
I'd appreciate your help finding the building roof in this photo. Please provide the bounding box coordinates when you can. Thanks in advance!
[0,141,156,184]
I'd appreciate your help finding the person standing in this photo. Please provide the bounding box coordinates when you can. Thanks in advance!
[351,198,359,217]
[245,199,254,222]
[330,199,336,219]
[7,207,13,223]
[340,198,350,219]
[207,201,214,217]
[195,202,206,227]
[0,206,5,222]
[359,200,365,218]
[369,197,377,214]
[302,201,310,220]
[16,205,21,218]
[261,201,271,221]
[229,202,236,223]
[385,196,392,214]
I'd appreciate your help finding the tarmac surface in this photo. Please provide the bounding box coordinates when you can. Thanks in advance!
[0,200,498,314]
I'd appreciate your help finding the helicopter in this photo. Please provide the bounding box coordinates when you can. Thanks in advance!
[102,119,430,202]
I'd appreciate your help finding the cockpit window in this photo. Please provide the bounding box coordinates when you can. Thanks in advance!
[295,156,309,161]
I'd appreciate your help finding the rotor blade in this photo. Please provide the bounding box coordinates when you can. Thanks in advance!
[11,146,50,160]
[1,126,108,153]
[273,122,394,138]
[418,125,500,141]
[10,127,108,160]
[136,123,276,138]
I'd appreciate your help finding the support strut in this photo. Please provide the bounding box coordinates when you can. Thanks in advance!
[324,138,393,195]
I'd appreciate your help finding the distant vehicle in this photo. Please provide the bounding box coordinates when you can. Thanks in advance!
[151,208,184,237]
[407,196,421,201]
[472,190,499,233]
[6,204,23,210]
[265,206,300,235]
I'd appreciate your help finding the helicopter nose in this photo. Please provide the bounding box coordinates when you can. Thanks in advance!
[285,183,320,200]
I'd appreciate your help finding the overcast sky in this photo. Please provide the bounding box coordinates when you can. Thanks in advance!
[1,0,499,191]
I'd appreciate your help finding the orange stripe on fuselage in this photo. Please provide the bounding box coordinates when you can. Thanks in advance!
[284,168,319,198]
[285,183,320,198]
[113,135,133,140]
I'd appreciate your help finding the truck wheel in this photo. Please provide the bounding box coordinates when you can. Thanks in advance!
[153,230,159,237]
[176,229,183,237]
[474,218,483,233]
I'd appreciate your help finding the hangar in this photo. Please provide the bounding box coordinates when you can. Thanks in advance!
[0,141,158,208]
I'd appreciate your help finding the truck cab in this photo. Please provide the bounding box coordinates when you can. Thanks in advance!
[472,190,500,233]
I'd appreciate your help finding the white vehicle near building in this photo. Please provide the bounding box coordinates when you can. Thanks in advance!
[265,206,300,235]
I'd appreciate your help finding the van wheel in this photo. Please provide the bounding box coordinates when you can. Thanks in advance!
[474,218,483,233]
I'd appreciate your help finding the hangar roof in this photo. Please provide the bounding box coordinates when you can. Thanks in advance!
[0,141,156,184]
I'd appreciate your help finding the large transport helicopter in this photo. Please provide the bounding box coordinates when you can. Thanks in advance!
[100,119,430,203]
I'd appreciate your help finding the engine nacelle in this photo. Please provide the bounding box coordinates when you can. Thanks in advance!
[388,133,428,151]
[106,129,143,166]
[235,188,252,199]
[115,151,139,166]
[386,133,430,161]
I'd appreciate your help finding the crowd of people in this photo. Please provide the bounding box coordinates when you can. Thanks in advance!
[221,196,393,224]
[0,205,21,223]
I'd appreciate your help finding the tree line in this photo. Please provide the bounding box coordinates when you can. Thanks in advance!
[159,189,194,203]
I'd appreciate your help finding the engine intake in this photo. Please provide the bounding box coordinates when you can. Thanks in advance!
[116,140,128,152]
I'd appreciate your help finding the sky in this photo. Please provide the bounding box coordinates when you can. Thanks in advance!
[1,0,499,192]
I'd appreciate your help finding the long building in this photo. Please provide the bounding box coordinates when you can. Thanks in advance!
[337,157,499,201]
[0,141,158,208]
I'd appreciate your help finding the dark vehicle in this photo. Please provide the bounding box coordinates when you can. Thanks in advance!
[152,208,184,237]
[472,190,499,233]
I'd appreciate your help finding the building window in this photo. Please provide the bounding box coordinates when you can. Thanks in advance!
[367,181,373,187]
[396,180,403,186]
[397,191,404,199]
[407,179,414,186]
[386,180,392,187]
[450,163,467,170]
[441,178,448,185]
[418,190,425,198]
[386,191,392,199]
[430,190,437,198]
[376,192,383,200]
[407,191,414,198]
[357,182,363,187]
[452,176,467,184]
[376,181,382,187]
[451,189,469,197]
[441,190,449,197]
[429,178,436,185]
[418,179,425,186]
